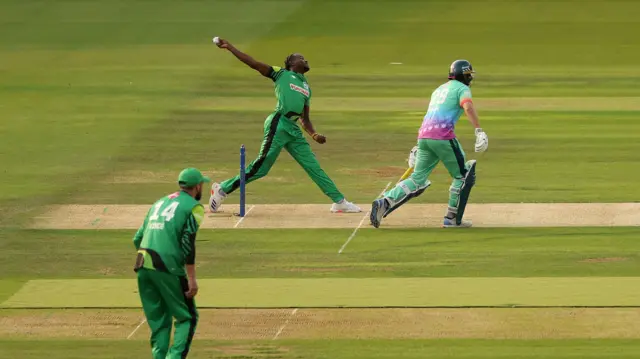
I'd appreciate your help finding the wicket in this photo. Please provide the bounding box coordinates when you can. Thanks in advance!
[239,144,246,217]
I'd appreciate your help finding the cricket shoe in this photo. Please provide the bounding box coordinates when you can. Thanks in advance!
[370,198,388,228]
[442,217,473,228]
[330,199,361,213]
[208,183,227,212]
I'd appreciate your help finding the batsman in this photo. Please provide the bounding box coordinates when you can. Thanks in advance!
[133,168,210,358]
[208,37,361,213]
[370,60,489,228]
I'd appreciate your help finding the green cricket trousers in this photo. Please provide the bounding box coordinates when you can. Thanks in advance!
[137,268,198,359]
[220,112,344,203]
[385,138,472,213]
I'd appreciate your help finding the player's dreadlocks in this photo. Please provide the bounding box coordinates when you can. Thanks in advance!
[284,53,298,70]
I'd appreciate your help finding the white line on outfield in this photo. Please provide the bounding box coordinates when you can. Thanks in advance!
[127,317,146,339]
[234,205,255,228]
[272,308,298,340]
[338,181,392,254]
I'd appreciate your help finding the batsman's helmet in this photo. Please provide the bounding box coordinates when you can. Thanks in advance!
[448,60,475,86]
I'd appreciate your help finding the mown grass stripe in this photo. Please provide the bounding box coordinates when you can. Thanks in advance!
[191,97,640,112]
[4,278,640,308]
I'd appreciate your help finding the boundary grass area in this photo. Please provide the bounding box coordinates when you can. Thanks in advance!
[4,338,640,359]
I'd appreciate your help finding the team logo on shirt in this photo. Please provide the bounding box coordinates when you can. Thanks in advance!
[290,83,310,97]
[149,222,165,230]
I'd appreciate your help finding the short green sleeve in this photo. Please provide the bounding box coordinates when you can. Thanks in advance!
[268,66,284,82]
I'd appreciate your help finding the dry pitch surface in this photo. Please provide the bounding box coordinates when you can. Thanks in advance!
[32,203,640,229]
[3,308,640,340]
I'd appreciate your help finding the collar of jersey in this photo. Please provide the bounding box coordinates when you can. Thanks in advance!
[289,70,306,81]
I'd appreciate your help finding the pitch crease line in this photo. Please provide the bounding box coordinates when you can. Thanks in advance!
[127,317,147,339]
[338,181,392,254]
[273,308,298,340]
[234,205,255,228]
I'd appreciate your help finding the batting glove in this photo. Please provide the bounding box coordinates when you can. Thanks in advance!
[474,128,488,152]
[408,145,418,168]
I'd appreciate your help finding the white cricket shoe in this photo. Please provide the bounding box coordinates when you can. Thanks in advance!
[330,199,362,213]
[208,183,227,212]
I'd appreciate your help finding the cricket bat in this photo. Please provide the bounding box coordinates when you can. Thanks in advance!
[398,166,414,183]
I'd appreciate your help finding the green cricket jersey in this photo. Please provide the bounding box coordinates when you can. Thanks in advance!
[266,66,311,120]
[133,191,205,276]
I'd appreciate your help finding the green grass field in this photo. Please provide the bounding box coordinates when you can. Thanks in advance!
[4,339,640,359]
[2,0,640,357]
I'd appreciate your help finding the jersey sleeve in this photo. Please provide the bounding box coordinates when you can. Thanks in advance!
[266,66,284,82]
[459,87,473,107]
[181,204,204,265]
[133,208,151,249]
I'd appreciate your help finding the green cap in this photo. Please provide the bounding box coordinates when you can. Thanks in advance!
[178,168,211,187]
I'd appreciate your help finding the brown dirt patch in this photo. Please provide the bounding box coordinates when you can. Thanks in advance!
[285,266,395,273]
[212,344,289,356]
[581,257,628,263]
[0,309,140,338]
[101,170,229,184]
[343,166,408,178]
[284,267,350,273]
[98,267,117,276]
[214,345,252,355]
[262,176,295,184]
[280,308,640,339]
[123,308,640,340]
[100,171,293,186]
[31,203,640,229]
[4,308,640,340]
[344,166,440,178]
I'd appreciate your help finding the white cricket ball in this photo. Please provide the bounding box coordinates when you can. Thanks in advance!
[212,36,220,45]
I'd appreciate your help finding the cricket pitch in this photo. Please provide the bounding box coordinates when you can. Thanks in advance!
[31,203,640,229]
[3,308,640,340]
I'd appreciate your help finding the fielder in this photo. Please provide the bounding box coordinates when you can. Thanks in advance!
[370,60,489,228]
[133,168,210,358]
[209,38,361,213]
